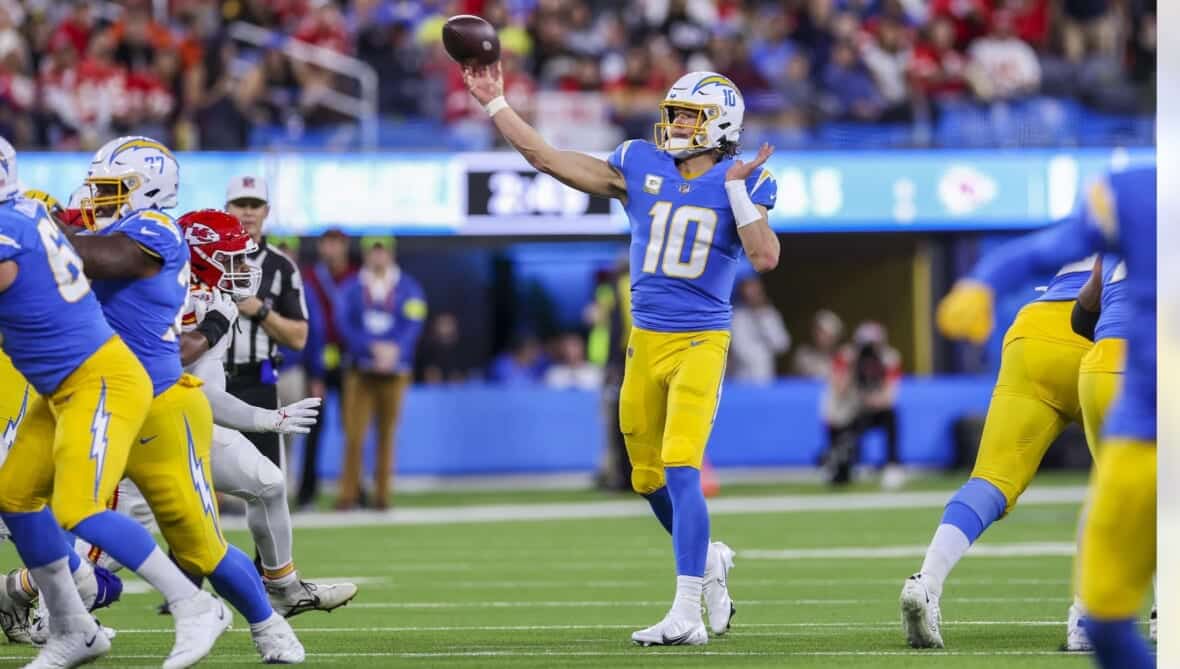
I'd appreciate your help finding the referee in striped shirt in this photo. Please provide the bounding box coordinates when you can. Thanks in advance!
[225,175,309,468]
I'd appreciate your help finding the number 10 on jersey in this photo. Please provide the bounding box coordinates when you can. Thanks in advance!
[642,202,718,280]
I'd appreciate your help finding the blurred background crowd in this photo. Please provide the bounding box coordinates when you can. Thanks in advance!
[0,0,1156,152]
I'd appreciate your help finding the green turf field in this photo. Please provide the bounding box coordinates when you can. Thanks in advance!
[1,472,1139,668]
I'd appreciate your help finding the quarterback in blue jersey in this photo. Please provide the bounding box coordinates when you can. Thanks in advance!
[899,257,1096,649]
[938,166,1156,669]
[0,138,230,669]
[463,65,780,645]
[62,136,304,663]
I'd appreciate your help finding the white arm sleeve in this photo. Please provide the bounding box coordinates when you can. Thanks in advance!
[189,352,265,431]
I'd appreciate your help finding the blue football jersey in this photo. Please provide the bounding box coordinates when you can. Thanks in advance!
[608,140,777,332]
[1036,256,1095,302]
[0,198,116,395]
[89,209,189,396]
[1093,254,1127,343]
[969,166,1155,440]
[1080,168,1155,440]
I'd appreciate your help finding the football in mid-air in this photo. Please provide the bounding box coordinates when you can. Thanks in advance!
[442,15,500,65]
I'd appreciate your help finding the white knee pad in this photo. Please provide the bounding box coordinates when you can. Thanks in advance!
[212,427,287,502]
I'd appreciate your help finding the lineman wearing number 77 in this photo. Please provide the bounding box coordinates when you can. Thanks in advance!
[463,64,780,646]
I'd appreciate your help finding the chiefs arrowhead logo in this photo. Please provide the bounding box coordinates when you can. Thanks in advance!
[186,222,220,245]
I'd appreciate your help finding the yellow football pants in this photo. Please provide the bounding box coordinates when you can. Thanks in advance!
[1077,440,1156,618]
[124,374,227,575]
[1077,337,1126,460]
[0,337,152,529]
[619,326,729,494]
[969,301,1092,510]
[0,350,35,451]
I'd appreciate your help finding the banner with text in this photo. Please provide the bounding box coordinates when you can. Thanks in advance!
[18,147,1152,235]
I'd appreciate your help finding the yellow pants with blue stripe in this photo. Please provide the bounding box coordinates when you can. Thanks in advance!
[0,337,153,529]
[619,326,729,494]
[1077,439,1155,618]
[0,350,34,452]
[124,374,227,575]
[968,301,1092,511]
[1077,337,1125,459]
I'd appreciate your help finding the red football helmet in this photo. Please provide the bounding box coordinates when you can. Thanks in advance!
[177,209,260,299]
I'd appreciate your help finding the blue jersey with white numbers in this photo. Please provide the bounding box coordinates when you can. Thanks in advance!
[971,166,1155,440]
[1036,256,1095,302]
[0,198,116,395]
[90,209,189,396]
[1093,254,1128,342]
[608,140,777,332]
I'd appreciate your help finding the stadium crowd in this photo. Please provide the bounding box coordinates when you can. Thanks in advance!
[0,0,1156,151]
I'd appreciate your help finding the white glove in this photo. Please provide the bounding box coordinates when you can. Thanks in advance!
[254,397,322,434]
[208,289,239,326]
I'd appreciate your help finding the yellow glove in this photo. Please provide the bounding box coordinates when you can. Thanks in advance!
[936,280,995,344]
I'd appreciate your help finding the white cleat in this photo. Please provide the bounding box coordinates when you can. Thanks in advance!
[703,542,736,635]
[0,572,33,644]
[29,596,49,646]
[900,573,944,649]
[1150,606,1157,643]
[163,592,232,669]
[21,616,109,669]
[252,614,305,664]
[1065,602,1092,651]
[631,614,708,647]
[266,579,358,618]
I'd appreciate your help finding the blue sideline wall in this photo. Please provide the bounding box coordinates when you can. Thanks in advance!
[297,377,995,480]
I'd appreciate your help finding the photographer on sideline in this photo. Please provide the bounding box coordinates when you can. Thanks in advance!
[820,321,904,489]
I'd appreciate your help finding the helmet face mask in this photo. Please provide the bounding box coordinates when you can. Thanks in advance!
[210,247,260,299]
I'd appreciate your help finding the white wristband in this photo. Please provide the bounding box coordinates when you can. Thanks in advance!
[725,179,761,228]
[484,95,509,117]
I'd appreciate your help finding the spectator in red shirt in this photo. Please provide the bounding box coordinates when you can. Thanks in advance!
[930,0,991,50]
[908,15,969,104]
[294,0,350,54]
[820,321,904,488]
[53,2,94,57]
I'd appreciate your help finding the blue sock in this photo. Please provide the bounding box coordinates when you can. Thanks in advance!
[665,466,709,578]
[89,566,123,611]
[2,509,70,568]
[208,545,272,625]
[643,487,674,535]
[1083,618,1154,669]
[73,510,158,571]
[940,478,1007,543]
[65,544,81,572]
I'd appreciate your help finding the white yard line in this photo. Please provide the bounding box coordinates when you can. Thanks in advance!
[221,486,1086,530]
[0,650,1082,661]
[107,620,1072,634]
[743,542,1077,560]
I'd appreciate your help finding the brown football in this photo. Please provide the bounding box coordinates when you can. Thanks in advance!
[442,15,500,65]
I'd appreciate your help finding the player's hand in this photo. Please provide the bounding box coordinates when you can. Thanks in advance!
[268,397,322,434]
[209,290,239,325]
[461,62,504,106]
[936,279,995,344]
[236,296,262,317]
[725,143,774,182]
